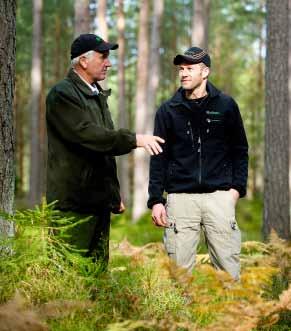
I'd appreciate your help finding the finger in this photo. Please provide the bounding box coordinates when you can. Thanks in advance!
[161,210,167,226]
[150,143,160,155]
[154,136,165,143]
[145,144,154,155]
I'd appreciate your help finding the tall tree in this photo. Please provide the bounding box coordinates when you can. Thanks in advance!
[116,0,130,205]
[29,0,44,207]
[74,0,90,37]
[0,0,16,237]
[96,0,108,40]
[264,0,290,240]
[191,0,211,49]
[96,0,108,88]
[133,0,150,221]
[146,0,164,133]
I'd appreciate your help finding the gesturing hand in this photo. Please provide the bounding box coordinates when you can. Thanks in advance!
[136,134,165,155]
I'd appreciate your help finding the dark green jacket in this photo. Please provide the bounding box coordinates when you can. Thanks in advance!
[46,69,136,213]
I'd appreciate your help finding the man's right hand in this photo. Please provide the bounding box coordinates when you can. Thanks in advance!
[152,203,167,227]
[136,134,165,155]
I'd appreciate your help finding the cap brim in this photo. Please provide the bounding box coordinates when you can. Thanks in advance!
[173,54,199,65]
[95,41,119,52]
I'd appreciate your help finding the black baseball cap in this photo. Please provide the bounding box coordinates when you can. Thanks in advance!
[173,47,211,67]
[71,33,118,59]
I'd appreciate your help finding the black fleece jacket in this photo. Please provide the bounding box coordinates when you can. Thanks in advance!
[147,81,248,209]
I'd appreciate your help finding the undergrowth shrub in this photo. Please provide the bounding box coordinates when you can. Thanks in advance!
[0,202,290,331]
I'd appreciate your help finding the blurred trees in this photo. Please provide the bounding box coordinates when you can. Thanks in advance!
[0,0,16,237]
[12,0,290,235]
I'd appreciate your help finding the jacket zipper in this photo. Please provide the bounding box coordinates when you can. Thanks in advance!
[198,132,202,184]
[187,121,195,148]
[188,121,202,184]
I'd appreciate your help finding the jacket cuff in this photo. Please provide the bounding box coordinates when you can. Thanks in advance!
[231,185,246,198]
[147,197,166,209]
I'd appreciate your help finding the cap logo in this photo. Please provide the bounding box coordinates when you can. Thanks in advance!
[95,36,102,43]
[185,50,207,59]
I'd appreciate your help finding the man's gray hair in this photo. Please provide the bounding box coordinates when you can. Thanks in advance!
[71,50,95,67]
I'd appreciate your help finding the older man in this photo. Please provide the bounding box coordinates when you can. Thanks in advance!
[46,34,164,267]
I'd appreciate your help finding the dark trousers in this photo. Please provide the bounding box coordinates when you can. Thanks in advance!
[56,209,111,267]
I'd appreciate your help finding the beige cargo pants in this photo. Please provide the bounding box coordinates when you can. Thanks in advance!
[164,191,241,280]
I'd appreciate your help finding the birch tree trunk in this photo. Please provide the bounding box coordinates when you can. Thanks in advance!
[146,0,164,133]
[74,0,90,37]
[264,0,290,240]
[191,0,211,50]
[132,0,150,221]
[0,0,16,238]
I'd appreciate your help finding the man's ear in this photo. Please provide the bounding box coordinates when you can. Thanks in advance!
[202,66,210,79]
[79,57,88,69]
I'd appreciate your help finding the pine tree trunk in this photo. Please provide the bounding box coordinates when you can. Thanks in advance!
[133,0,150,221]
[264,0,290,240]
[289,0,291,206]
[0,0,16,237]
[96,0,108,89]
[146,0,164,133]
[29,0,43,207]
[191,0,211,50]
[96,0,108,40]
[116,0,130,206]
[74,0,90,37]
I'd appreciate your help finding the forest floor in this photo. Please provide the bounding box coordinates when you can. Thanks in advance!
[0,199,290,331]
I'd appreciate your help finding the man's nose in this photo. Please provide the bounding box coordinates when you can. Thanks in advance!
[105,58,111,67]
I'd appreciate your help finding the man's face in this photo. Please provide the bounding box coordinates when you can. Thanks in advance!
[81,51,111,82]
[178,62,208,90]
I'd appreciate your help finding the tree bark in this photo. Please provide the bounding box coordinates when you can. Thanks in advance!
[96,0,108,40]
[74,0,90,37]
[132,0,150,221]
[0,0,16,237]
[191,0,211,50]
[29,0,43,207]
[146,0,164,133]
[116,0,130,206]
[264,0,290,240]
[95,0,108,89]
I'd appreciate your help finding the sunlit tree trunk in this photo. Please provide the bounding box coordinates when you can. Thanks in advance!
[74,0,90,37]
[29,0,44,207]
[0,0,16,238]
[146,0,164,133]
[96,0,108,40]
[133,0,150,221]
[116,0,130,205]
[96,0,108,88]
[264,0,290,240]
[191,0,211,50]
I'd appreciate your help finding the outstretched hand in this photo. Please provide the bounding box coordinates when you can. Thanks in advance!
[136,134,165,155]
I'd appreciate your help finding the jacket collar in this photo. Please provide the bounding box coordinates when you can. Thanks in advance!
[67,68,111,98]
[169,81,220,107]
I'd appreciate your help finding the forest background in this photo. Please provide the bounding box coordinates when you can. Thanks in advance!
[0,0,291,330]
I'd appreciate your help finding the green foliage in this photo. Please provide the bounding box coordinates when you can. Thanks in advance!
[1,202,290,331]
[111,211,163,246]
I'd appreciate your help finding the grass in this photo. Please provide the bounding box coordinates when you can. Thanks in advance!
[0,198,290,331]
